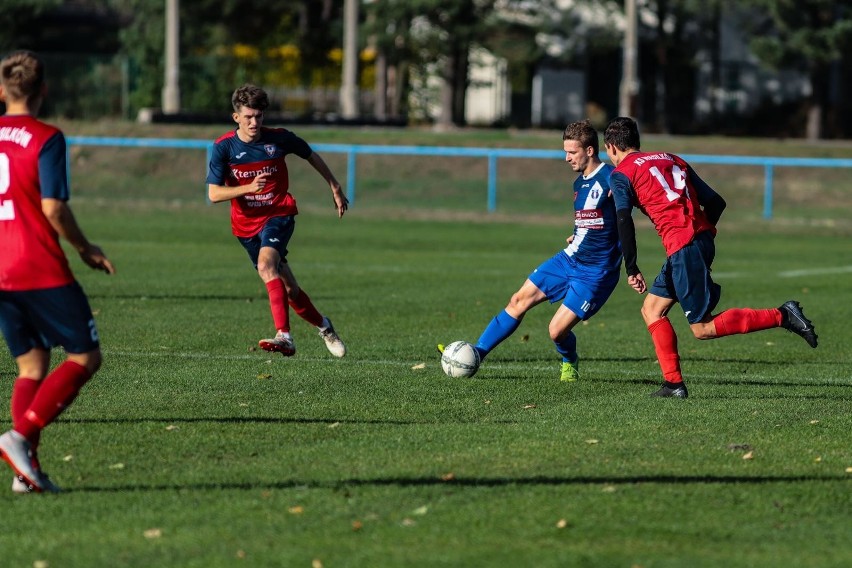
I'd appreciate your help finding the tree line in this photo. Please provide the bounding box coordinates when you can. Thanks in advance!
[2,0,851,138]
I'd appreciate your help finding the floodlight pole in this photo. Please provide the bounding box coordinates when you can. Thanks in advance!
[340,0,360,119]
[619,0,638,118]
[162,0,181,114]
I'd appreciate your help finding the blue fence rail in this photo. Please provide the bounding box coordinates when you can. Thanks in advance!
[67,136,852,219]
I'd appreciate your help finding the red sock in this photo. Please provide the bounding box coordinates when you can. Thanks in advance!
[712,308,781,337]
[17,361,91,443]
[11,377,41,449]
[265,279,290,332]
[648,317,683,384]
[289,288,324,327]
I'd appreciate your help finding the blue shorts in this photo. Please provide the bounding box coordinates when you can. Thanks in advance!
[238,215,296,269]
[649,231,721,324]
[528,251,620,320]
[0,282,100,357]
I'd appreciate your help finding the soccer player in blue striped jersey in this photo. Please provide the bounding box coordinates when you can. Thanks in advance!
[466,120,622,381]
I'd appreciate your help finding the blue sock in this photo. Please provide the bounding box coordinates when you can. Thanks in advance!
[475,310,520,360]
[554,331,578,363]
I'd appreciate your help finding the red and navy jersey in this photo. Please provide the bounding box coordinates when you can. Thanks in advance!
[206,127,313,238]
[0,115,74,291]
[610,152,715,257]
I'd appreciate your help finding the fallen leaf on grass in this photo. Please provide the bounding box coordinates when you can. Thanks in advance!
[257,373,272,380]
[411,362,426,370]
[288,506,304,515]
[742,451,754,460]
[34,561,49,568]
[165,425,178,431]
[143,528,162,539]
[585,439,599,445]
[236,550,246,559]
[484,399,491,405]
[328,422,340,429]
[520,335,529,342]
[441,472,455,481]
[63,455,73,462]
[556,519,569,529]
[809,420,820,425]
[312,560,323,568]
[814,456,822,463]
[351,520,363,531]
[109,463,125,470]
[412,505,429,516]
[523,404,537,409]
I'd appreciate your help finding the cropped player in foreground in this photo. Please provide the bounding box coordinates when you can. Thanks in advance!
[0,50,115,492]
[604,117,817,398]
[443,120,622,381]
[207,84,347,358]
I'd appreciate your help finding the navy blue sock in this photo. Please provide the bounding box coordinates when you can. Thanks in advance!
[554,331,578,363]
[475,310,521,360]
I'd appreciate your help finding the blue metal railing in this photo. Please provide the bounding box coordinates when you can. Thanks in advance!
[67,136,852,219]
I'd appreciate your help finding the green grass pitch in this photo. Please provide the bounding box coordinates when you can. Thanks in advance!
[4,115,852,567]
[0,200,848,567]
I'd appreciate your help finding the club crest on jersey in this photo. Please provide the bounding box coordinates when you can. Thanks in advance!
[264,144,276,157]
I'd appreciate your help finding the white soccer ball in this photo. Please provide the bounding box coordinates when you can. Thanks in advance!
[440,341,481,378]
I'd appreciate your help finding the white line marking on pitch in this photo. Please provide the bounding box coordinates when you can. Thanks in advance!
[715,265,852,279]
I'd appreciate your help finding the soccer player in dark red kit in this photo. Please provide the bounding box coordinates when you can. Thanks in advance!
[603,116,817,398]
[0,50,115,492]
[207,84,347,358]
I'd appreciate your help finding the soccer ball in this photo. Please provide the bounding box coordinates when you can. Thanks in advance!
[440,341,481,378]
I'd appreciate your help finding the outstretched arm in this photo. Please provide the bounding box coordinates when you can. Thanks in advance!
[307,152,348,218]
[42,198,115,274]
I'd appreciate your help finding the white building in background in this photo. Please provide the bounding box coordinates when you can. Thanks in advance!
[465,47,511,125]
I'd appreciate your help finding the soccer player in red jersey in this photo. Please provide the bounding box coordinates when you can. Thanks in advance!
[604,117,817,398]
[207,84,348,358]
[0,50,115,492]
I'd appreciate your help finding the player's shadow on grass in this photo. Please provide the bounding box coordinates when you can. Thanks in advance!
[589,376,850,391]
[69,473,850,494]
[88,293,262,301]
[60,416,520,426]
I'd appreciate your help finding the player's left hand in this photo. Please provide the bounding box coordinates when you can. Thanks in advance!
[332,187,348,218]
[628,273,646,294]
[80,244,116,274]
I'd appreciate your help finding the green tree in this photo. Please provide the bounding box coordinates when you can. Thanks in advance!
[107,0,340,115]
[0,0,63,51]
[365,0,566,126]
[744,0,852,139]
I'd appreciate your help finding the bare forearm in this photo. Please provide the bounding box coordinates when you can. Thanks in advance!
[42,199,89,252]
[208,183,249,203]
[307,152,342,190]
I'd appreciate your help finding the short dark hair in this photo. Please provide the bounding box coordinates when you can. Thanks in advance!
[563,119,599,154]
[603,117,641,151]
[231,83,269,113]
[0,50,44,102]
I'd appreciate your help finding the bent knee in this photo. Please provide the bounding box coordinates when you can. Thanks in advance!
[691,324,716,341]
[69,350,102,375]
